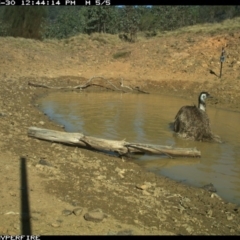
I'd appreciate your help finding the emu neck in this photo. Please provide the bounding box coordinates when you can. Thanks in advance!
[199,102,206,111]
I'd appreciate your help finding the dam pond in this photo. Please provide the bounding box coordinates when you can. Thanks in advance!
[37,91,240,205]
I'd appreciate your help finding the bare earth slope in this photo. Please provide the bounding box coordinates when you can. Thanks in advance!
[0,20,240,235]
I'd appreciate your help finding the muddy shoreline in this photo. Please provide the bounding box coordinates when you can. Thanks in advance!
[0,75,239,235]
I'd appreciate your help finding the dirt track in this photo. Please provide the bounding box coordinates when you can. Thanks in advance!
[0,29,240,235]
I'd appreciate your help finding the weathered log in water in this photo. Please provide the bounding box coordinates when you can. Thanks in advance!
[27,127,201,158]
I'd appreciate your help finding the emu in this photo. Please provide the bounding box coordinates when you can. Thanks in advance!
[173,92,221,143]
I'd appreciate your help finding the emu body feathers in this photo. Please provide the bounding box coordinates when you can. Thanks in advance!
[173,92,221,143]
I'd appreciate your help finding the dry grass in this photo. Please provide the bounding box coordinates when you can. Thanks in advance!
[112,51,131,59]
[37,17,240,49]
[2,16,239,72]
[157,17,240,37]
[89,32,120,45]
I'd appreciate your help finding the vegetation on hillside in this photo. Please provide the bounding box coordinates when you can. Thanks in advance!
[0,6,240,40]
[0,6,46,39]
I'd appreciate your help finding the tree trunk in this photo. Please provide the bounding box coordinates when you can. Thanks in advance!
[27,127,201,158]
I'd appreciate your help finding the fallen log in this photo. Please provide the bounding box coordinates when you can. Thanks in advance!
[28,76,124,91]
[27,127,201,158]
[28,76,149,94]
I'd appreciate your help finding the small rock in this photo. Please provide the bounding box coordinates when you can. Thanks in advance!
[5,211,19,215]
[39,159,52,167]
[115,167,125,175]
[119,173,124,179]
[136,184,148,190]
[210,193,222,200]
[84,210,106,222]
[183,197,191,202]
[35,164,44,171]
[39,121,45,125]
[202,183,217,193]
[62,209,72,216]
[227,214,234,221]
[73,208,83,216]
[51,223,60,228]
[144,182,152,188]
[97,175,106,180]
[206,209,213,217]
[142,190,151,196]
[71,201,80,207]
[186,226,193,233]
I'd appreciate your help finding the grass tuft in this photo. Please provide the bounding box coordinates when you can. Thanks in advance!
[112,51,131,59]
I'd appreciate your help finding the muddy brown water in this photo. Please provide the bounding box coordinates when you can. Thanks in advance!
[37,91,240,205]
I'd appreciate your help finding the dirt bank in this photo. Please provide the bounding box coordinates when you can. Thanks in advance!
[0,26,240,235]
